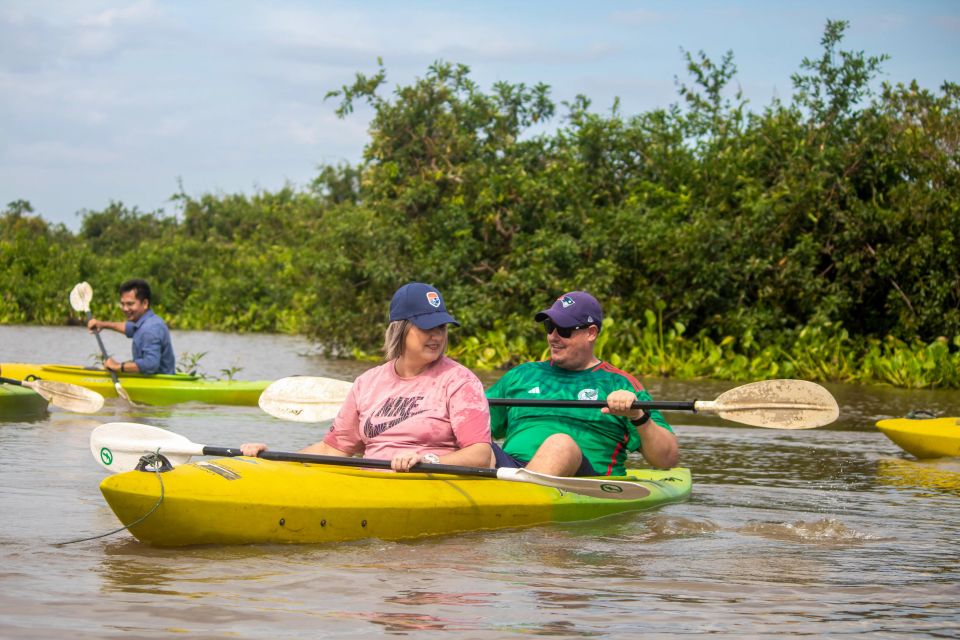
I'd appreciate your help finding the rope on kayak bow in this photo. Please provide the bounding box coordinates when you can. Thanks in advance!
[53,451,168,546]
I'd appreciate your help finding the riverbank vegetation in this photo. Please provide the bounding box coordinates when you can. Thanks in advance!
[2,21,958,388]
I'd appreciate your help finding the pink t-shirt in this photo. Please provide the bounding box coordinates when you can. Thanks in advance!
[323,355,491,460]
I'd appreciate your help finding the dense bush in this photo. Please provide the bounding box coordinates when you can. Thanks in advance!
[2,21,958,387]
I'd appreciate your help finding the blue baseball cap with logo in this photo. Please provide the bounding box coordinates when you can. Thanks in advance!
[534,291,603,328]
[389,282,460,330]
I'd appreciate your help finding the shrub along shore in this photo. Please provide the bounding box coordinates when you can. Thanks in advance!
[2,22,958,388]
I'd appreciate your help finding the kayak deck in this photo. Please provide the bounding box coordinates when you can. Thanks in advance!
[0,363,270,406]
[876,416,960,459]
[100,458,692,546]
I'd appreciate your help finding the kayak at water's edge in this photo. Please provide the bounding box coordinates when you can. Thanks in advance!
[0,363,270,406]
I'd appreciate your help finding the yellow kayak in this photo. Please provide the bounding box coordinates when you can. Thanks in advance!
[876,416,960,459]
[100,458,692,546]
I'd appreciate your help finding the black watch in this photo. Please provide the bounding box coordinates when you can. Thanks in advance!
[630,411,651,426]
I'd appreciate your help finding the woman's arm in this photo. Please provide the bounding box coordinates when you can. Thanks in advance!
[238,440,349,458]
[436,442,493,468]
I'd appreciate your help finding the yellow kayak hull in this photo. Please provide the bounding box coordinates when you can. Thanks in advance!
[100,458,692,546]
[876,417,960,459]
[1,363,269,406]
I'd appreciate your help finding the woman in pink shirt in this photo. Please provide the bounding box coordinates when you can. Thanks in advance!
[241,283,492,471]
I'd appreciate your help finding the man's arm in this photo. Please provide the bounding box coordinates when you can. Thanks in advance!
[87,318,126,334]
[635,420,679,469]
[603,389,680,469]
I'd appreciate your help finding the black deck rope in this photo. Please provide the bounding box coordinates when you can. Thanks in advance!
[905,409,939,419]
[54,452,168,546]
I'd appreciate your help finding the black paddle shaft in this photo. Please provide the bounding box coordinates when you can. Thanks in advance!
[84,311,113,363]
[201,446,500,478]
[487,398,697,411]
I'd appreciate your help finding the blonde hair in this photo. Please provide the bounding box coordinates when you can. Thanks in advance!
[382,320,411,361]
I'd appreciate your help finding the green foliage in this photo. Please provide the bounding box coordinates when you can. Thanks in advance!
[3,22,959,388]
[0,200,93,324]
[176,351,209,377]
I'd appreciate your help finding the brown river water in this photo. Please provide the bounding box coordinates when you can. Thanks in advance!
[1,325,958,638]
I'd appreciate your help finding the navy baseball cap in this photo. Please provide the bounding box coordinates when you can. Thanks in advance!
[389,282,460,330]
[534,291,603,327]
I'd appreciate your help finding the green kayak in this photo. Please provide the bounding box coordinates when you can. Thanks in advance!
[0,363,270,406]
[0,383,48,419]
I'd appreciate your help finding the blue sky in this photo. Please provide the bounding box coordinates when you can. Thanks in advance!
[2,0,958,229]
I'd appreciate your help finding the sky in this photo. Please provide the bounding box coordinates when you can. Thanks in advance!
[2,1,958,230]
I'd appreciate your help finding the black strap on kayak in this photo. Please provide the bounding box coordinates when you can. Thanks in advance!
[135,452,175,473]
[53,452,168,546]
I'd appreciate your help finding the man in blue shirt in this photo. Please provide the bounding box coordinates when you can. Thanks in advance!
[86,279,176,375]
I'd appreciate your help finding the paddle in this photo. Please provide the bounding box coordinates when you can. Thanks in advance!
[258,376,354,422]
[0,375,104,413]
[69,282,134,404]
[259,378,839,429]
[89,422,652,500]
[490,379,839,429]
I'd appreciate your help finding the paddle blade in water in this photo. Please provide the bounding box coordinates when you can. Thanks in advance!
[697,379,839,429]
[259,376,353,422]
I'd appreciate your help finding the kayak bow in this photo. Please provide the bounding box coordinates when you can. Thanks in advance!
[876,416,960,459]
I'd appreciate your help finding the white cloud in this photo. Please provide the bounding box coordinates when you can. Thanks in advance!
[609,9,671,26]
[78,0,161,29]
[2,139,121,167]
[1,0,957,229]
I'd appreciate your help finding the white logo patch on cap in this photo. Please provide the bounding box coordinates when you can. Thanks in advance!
[560,295,575,308]
[426,291,441,308]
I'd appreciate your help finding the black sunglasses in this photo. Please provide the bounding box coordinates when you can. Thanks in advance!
[543,319,592,339]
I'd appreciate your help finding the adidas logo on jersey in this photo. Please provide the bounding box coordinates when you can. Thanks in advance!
[527,387,541,394]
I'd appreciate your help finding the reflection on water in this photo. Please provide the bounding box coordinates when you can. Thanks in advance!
[876,457,960,497]
[2,324,960,637]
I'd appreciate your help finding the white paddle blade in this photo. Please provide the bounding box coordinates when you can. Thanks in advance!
[258,376,353,422]
[700,379,840,429]
[113,381,134,405]
[90,422,201,473]
[69,282,93,313]
[26,380,104,413]
[495,468,651,500]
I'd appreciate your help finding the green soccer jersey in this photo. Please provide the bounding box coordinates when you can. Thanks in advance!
[487,360,672,476]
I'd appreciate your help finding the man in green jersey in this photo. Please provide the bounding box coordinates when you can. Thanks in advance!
[487,291,679,476]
